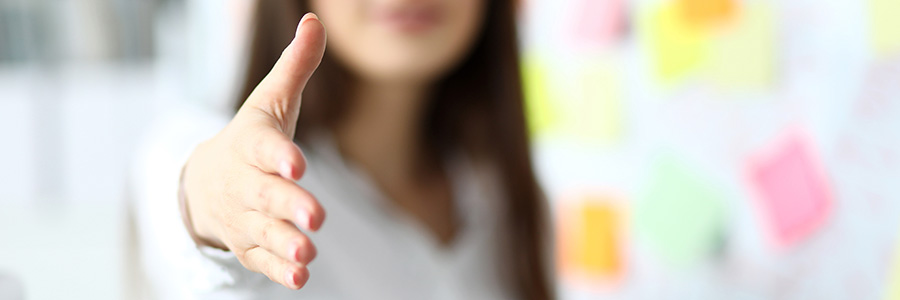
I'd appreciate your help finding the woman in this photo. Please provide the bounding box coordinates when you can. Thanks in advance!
[133,0,552,299]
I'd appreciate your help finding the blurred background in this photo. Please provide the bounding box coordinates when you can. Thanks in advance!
[0,0,898,299]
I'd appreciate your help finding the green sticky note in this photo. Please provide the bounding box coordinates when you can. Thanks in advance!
[635,155,725,267]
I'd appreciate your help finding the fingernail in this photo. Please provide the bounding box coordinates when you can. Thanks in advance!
[297,12,319,32]
[280,160,293,179]
[302,12,318,22]
[291,13,317,47]
[295,209,311,231]
[284,269,296,288]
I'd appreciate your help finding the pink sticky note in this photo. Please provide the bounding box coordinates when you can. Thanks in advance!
[571,0,627,47]
[747,132,833,247]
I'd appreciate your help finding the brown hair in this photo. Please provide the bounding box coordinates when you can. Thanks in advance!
[238,1,552,299]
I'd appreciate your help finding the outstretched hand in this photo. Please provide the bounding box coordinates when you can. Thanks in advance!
[181,12,327,290]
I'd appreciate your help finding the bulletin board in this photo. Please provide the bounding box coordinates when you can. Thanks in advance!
[520,0,900,298]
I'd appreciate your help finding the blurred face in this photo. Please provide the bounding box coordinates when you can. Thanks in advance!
[311,0,486,85]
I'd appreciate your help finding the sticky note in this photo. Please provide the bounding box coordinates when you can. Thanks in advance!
[557,193,625,285]
[886,230,900,300]
[706,2,776,89]
[521,54,561,138]
[747,133,832,247]
[644,1,711,83]
[871,0,900,58]
[635,155,724,266]
[574,59,623,144]
[571,0,627,47]
[675,0,738,30]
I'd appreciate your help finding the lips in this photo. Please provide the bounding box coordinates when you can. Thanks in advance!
[374,3,443,33]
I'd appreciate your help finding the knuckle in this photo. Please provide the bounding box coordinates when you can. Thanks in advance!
[251,101,286,126]
[234,249,251,267]
[221,217,241,238]
[259,219,277,246]
[256,179,270,201]
[251,138,265,159]
[257,182,274,213]
[236,247,267,274]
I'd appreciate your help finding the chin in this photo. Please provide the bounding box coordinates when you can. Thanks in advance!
[357,56,458,84]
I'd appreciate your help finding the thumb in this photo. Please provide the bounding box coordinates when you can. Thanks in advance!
[242,12,326,134]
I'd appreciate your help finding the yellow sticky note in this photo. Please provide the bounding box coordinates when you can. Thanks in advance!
[706,3,776,89]
[645,1,711,83]
[871,0,900,57]
[521,54,561,138]
[887,230,900,300]
[574,60,623,144]
[557,194,625,285]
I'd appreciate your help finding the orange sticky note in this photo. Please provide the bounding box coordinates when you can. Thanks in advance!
[675,0,738,30]
[747,132,832,247]
[557,193,625,287]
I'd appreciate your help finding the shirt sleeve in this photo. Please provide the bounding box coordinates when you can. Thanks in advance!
[129,104,261,299]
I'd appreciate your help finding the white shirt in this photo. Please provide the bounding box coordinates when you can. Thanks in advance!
[128,105,514,300]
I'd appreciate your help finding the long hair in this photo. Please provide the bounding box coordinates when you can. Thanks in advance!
[237,1,552,299]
